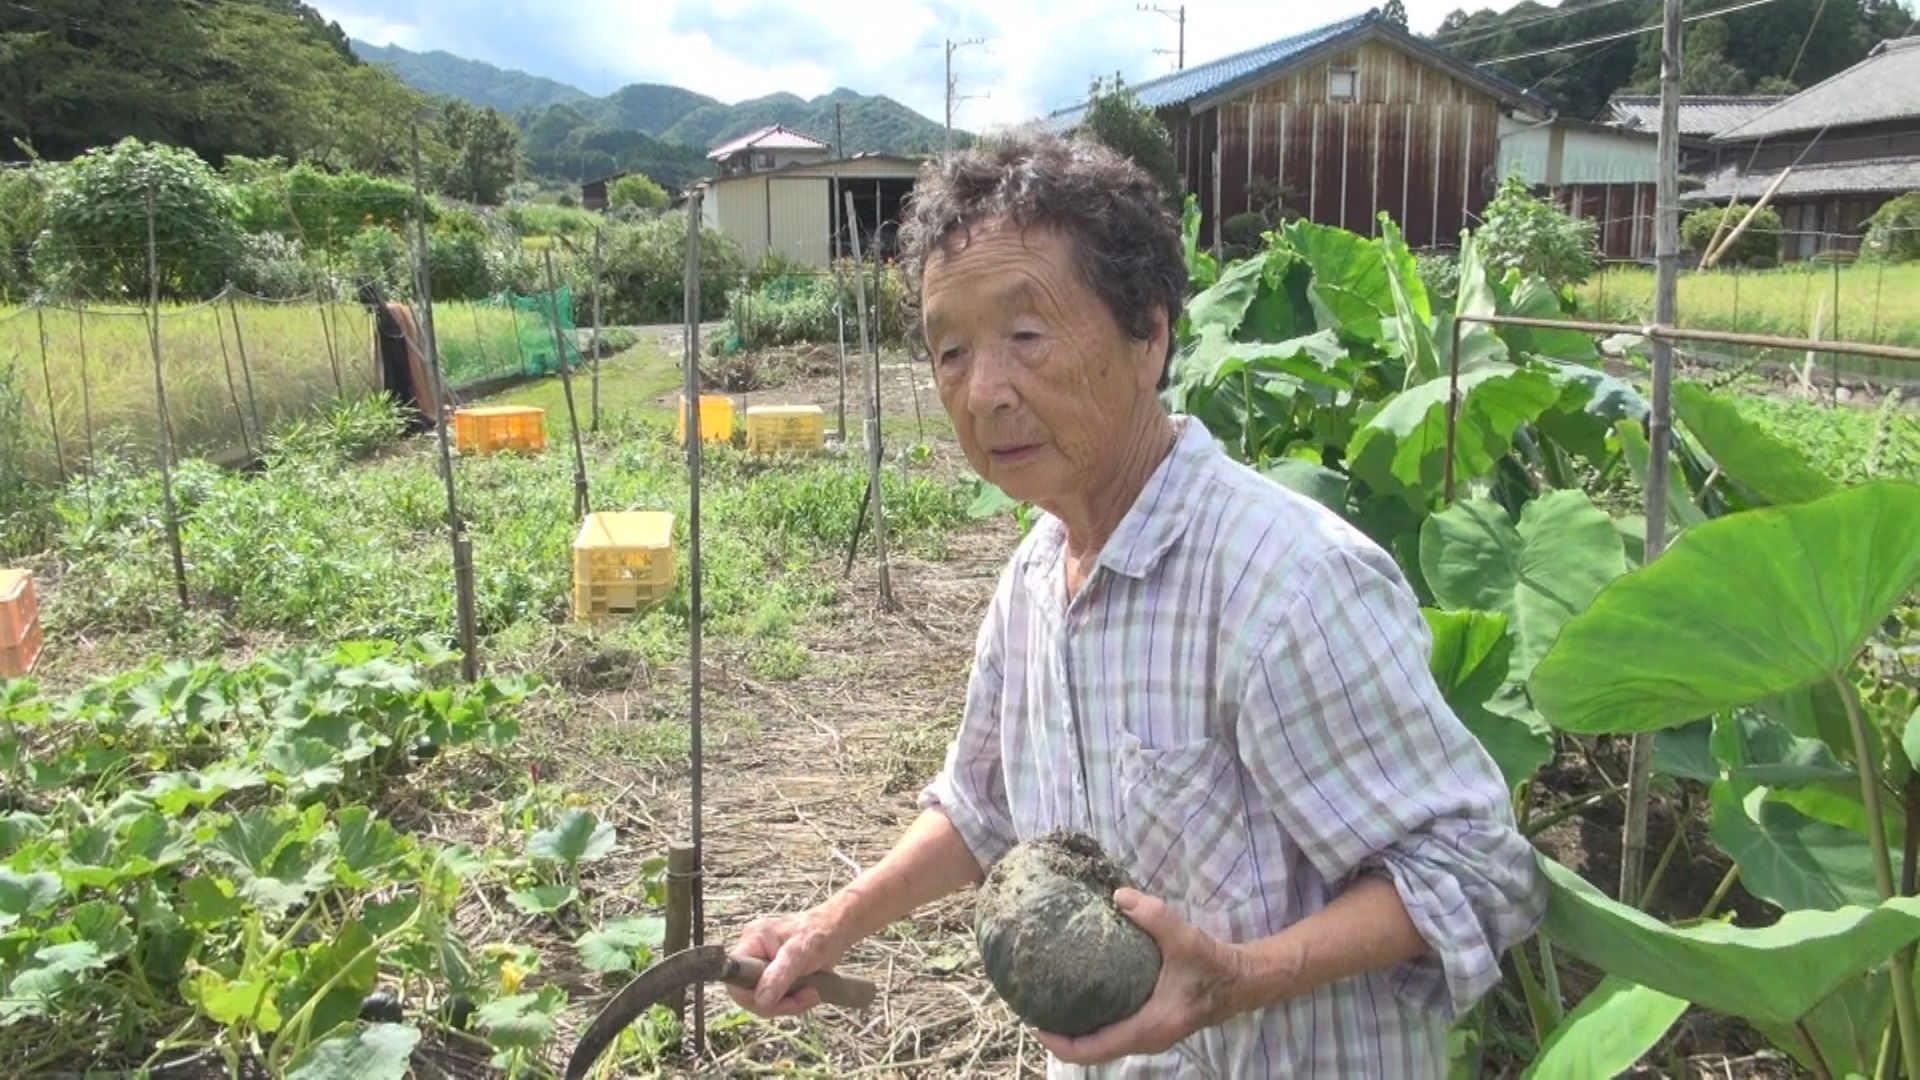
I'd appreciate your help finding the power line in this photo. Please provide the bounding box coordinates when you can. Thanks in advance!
[1476,0,1785,65]
[1434,0,1642,50]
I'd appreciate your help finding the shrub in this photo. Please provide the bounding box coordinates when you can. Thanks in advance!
[1862,192,1920,263]
[1416,252,1460,303]
[607,173,668,212]
[500,202,601,239]
[229,232,324,298]
[1221,212,1268,260]
[230,160,413,247]
[341,226,412,296]
[1681,202,1782,266]
[427,230,494,300]
[599,211,744,323]
[1475,173,1599,288]
[724,260,910,351]
[34,137,242,300]
[0,165,49,301]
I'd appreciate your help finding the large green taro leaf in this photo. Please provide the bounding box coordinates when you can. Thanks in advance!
[1377,218,1437,382]
[1616,418,1705,535]
[1709,782,1878,912]
[1185,326,1356,392]
[1183,255,1265,337]
[1755,972,1890,1078]
[1347,365,1560,504]
[1533,358,1648,464]
[1499,275,1599,364]
[1261,460,1348,513]
[1420,490,1627,683]
[1285,220,1392,348]
[1423,610,1552,788]
[1674,380,1836,506]
[1520,976,1687,1080]
[1435,234,1508,375]
[1528,480,1920,735]
[1537,854,1920,1025]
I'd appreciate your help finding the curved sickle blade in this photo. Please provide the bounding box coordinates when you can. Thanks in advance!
[565,945,727,1080]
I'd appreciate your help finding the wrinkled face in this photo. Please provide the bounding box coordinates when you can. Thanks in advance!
[920,217,1164,507]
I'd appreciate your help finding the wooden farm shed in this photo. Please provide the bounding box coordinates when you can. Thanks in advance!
[1499,114,1660,261]
[693,153,927,268]
[1045,9,1551,251]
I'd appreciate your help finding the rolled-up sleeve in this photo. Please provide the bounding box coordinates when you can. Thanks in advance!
[918,590,1017,873]
[1237,544,1545,1018]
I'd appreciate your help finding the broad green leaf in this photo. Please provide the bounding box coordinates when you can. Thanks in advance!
[180,875,241,927]
[0,871,61,927]
[475,986,566,1051]
[1377,218,1438,381]
[186,969,283,1031]
[1654,720,1717,782]
[1532,358,1648,464]
[1437,234,1507,373]
[1537,853,1920,1025]
[507,883,578,915]
[1529,481,1920,735]
[1755,972,1889,1078]
[206,808,299,878]
[1710,783,1878,912]
[1713,710,1853,794]
[1616,419,1705,534]
[965,481,1017,520]
[1191,327,1356,391]
[337,808,407,886]
[1675,381,1835,506]
[262,734,346,795]
[1771,786,1904,853]
[436,843,487,879]
[1906,709,1920,774]
[64,901,134,961]
[1421,490,1626,683]
[1185,255,1266,336]
[287,1022,420,1080]
[279,921,378,1043]
[1499,276,1599,363]
[1347,365,1560,504]
[1422,610,1550,788]
[577,915,668,974]
[1260,460,1348,512]
[528,810,615,867]
[1521,976,1687,1079]
[1285,220,1392,346]
[6,941,106,1018]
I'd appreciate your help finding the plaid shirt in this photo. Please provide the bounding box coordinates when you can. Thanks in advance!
[921,416,1545,1078]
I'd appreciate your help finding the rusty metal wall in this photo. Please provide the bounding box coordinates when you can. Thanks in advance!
[1180,40,1503,250]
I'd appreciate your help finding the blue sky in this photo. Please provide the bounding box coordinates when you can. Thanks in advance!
[312,0,1515,131]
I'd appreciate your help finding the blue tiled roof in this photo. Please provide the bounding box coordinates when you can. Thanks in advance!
[1043,10,1544,129]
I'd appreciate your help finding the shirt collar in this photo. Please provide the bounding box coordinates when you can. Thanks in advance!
[1097,414,1213,579]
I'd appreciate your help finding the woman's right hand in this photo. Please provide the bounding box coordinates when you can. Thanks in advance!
[726,907,853,1018]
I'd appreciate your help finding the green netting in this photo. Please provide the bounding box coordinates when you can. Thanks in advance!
[438,285,584,389]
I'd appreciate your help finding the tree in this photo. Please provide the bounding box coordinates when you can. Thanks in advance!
[1380,0,1409,28]
[1075,76,1181,205]
[438,100,520,205]
[1475,173,1599,287]
[34,137,242,300]
[607,173,668,211]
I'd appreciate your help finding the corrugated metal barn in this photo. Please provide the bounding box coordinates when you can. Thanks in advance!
[1047,10,1552,251]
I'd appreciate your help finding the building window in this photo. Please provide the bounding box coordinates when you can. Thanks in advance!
[758,152,775,169]
[1329,69,1357,100]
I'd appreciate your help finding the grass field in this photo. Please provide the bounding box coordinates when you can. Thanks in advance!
[1576,262,1920,381]
[0,297,570,480]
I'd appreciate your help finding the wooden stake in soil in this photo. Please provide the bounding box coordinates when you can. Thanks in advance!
[680,190,709,1058]
[144,187,189,608]
[317,293,345,397]
[227,297,265,442]
[590,228,604,433]
[844,190,893,607]
[541,248,592,520]
[34,306,67,483]
[1621,0,1683,906]
[411,120,478,684]
[74,304,96,501]
[663,842,696,1026]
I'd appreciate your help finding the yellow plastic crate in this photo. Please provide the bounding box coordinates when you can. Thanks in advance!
[675,395,734,445]
[572,511,676,619]
[744,405,825,455]
[453,406,547,455]
[0,569,42,678]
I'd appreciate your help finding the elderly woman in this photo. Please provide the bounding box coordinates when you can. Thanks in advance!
[728,129,1544,1077]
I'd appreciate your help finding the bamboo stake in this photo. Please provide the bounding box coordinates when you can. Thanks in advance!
[212,291,254,460]
[227,297,264,440]
[74,303,95,501]
[144,187,189,608]
[590,228,604,433]
[318,294,344,397]
[541,249,591,520]
[34,306,67,483]
[410,121,477,684]
[845,191,893,607]
[680,191,708,1060]
[663,842,696,1028]
[1701,167,1792,269]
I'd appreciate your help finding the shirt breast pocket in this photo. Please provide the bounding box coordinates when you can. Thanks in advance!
[1114,731,1256,916]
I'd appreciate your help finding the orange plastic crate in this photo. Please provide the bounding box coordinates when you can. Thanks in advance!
[675,395,734,445]
[1,619,42,679]
[453,406,547,455]
[572,511,676,620]
[0,570,41,678]
[745,405,825,455]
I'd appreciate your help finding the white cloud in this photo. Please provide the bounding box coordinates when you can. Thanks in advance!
[311,0,1527,132]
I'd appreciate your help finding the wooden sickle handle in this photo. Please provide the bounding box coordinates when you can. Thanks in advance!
[723,954,879,1010]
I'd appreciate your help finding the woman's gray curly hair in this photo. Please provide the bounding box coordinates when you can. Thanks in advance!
[896,127,1187,388]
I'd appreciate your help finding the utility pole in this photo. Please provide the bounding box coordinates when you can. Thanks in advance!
[944,37,986,154]
[1138,3,1185,70]
[1621,0,1683,909]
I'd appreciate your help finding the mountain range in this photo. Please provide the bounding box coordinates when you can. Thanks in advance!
[350,39,958,182]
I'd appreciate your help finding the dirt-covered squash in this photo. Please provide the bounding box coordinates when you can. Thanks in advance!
[973,830,1162,1037]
